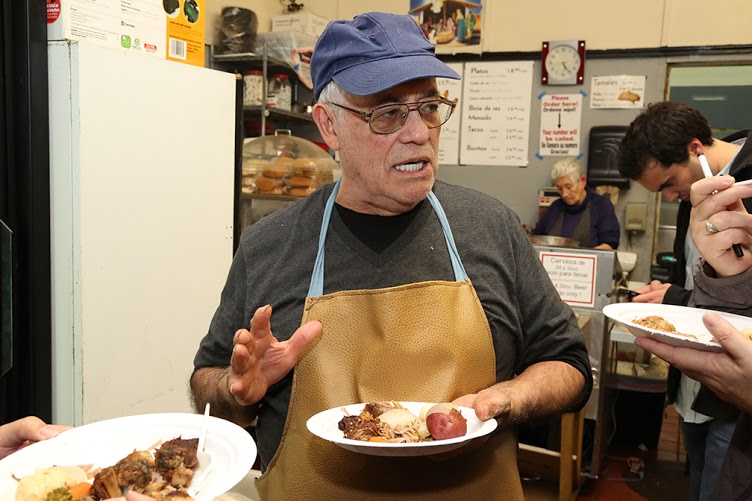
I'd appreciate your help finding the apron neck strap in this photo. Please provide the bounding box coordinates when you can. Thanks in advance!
[308,179,468,297]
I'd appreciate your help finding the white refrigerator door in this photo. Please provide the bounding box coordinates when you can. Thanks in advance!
[49,41,236,425]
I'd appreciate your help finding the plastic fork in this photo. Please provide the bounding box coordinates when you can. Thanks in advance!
[188,403,213,497]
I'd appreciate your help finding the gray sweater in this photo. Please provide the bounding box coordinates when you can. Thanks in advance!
[194,181,592,469]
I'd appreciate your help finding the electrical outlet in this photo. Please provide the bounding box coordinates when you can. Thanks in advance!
[625,203,647,231]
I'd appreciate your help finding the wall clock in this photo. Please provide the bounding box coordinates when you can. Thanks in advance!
[541,40,585,85]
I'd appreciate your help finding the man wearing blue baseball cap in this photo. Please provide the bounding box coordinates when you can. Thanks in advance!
[192,12,590,500]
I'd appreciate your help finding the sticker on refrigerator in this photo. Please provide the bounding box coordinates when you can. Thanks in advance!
[47,0,205,67]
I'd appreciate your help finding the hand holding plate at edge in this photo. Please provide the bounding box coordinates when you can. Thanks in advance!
[635,312,752,415]
[689,175,752,277]
[0,417,71,461]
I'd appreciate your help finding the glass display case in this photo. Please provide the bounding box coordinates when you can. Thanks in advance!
[240,130,339,231]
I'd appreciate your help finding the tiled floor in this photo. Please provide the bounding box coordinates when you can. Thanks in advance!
[657,405,686,463]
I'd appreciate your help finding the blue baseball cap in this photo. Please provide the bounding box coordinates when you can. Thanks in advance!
[311,12,461,99]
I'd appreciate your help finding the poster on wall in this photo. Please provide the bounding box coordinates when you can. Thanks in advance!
[408,0,483,55]
[437,63,464,165]
[459,61,534,166]
[590,75,646,109]
[538,93,582,157]
[47,0,205,67]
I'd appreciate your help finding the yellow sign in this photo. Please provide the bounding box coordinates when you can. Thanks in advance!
[165,0,205,67]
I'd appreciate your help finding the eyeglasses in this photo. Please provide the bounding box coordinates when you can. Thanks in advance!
[327,98,456,134]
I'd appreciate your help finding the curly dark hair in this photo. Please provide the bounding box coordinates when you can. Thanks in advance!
[617,101,713,180]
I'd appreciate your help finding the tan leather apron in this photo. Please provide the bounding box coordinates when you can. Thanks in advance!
[256,181,523,500]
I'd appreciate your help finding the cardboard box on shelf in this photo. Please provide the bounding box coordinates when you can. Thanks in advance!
[271,13,329,38]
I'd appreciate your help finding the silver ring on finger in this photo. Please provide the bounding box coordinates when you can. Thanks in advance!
[705,220,719,234]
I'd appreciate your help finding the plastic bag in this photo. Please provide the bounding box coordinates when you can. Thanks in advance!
[216,7,258,54]
[257,32,317,89]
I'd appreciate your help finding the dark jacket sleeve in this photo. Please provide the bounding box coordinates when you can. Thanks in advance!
[663,284,692,306]
[593,194,620,249]
[532,202,560,236]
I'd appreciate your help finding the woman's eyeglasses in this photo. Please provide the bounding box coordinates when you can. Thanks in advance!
[327,98,456,134]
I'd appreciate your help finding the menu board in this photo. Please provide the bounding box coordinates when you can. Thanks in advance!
[459,61,534,166]
[437,63,464,165]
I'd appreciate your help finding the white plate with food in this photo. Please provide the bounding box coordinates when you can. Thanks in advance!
[603,303,752,353]
[0,412,256,501]
[306,401,497,457]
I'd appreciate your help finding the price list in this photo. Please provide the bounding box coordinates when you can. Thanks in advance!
[460,61,534,166]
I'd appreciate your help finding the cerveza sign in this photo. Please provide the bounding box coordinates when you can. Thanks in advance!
[538,250,597,308]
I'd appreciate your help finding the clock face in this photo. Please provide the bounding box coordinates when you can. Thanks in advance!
[545,45,581,82]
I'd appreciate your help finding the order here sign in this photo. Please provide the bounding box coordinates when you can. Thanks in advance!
[539,93,582,157]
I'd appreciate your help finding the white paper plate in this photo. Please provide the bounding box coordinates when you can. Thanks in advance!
[0,413,256,501]
[603,303,752,353]
[306,402,497,457]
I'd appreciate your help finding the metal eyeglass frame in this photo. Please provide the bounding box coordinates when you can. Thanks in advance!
[326,98,456,134]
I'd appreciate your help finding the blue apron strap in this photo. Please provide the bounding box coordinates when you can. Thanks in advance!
[308,178,341,297]
[307,182,468,297]
[427,191,469,281]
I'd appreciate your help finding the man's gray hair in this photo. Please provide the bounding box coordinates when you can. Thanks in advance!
[551,157,584,184]
[317,81,348,120]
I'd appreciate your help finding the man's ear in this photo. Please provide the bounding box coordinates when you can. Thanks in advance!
[312,103,340,151]
[688,137,704,157]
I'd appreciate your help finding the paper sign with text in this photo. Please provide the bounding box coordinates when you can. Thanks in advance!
[590,75,646,109]
[48,0,205,67]
[539,251,597,307]
[539,94,582,157]
[460,61,534,166]
[437,63,464,165]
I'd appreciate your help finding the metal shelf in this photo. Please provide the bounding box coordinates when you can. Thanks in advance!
[243,106,313,123]
[212,52,296,76]
[240,192,302,202]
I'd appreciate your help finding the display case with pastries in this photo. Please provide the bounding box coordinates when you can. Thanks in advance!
[241,129,337,197]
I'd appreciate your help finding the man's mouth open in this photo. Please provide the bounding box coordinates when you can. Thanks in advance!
[393,161,427,172]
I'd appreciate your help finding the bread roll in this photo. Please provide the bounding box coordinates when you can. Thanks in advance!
[255,176,284,191]
[273,156,295,167]
[293,158,317,168]
[261,167,290,179]
[287,176,315,188]
[292,158,318,176]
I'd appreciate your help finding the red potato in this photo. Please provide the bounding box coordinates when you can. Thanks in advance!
[425,403,467,440]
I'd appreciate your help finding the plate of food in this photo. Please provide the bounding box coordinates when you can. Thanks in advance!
[0,412,256,501]
[306,401,497,457]
[603,303,752,353]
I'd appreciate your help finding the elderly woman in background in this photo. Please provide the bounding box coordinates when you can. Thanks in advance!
[533,157,621,250]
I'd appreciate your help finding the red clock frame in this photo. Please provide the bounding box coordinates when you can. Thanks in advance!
[541,40,586,85]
